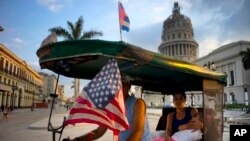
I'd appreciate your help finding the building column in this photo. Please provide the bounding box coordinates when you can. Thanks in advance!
[14,95,17,108]
[172,45,175,56]
[169,45,172,56]
[0,92,2,106]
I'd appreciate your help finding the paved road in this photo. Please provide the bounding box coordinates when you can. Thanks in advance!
[0,108,66,141]
[0,108,237,141]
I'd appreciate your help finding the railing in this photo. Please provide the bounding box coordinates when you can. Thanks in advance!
[0,67,41,88]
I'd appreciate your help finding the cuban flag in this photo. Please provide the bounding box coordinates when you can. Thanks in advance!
[118,1,130,32]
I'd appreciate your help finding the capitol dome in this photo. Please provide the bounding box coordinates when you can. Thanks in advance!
[158,2,198,62]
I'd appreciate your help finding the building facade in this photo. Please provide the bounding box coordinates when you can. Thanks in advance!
[39,72,66,107]
[158,2,199,62]
[194,41,250,105]
[0,43,43,108]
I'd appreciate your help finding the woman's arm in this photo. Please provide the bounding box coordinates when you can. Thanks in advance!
[126,99,146,141]
[178,108,200,131]
[190,108,199,118]
[165,113,173,141]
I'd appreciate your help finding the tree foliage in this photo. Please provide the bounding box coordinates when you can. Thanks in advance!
[49,16,103,40]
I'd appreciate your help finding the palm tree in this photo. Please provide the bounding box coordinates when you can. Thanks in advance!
[49,16,103,40]
[240,48,250,70]
[0,25,4,32]
[49,16,103,99]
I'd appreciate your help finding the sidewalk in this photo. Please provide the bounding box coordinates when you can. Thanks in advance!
[224,113,250,129]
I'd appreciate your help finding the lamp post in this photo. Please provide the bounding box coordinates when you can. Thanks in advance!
[11,86,18,111]
[204,61,216,71]
[244,84,248,106]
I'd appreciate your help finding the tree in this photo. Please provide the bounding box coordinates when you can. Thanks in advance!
[0,25,4,32]
[240,48,250,70]
[49,16,103,98]
[49,16,103,40]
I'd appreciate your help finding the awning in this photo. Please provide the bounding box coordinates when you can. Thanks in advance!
[37,40,227,92]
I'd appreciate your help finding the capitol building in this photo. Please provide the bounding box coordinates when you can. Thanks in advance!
[158,2,198,62]
[133,2,250,106]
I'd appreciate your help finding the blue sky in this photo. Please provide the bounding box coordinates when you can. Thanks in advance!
[0,0,250,98]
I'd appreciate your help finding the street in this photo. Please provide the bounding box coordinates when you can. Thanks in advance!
[0,108,235,141]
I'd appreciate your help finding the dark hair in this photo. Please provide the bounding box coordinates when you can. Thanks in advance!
[173,91,186,99]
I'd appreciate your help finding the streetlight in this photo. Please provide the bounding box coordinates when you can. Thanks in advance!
[203,61,216,71]
[11,86,18,111]
[244,84,248,106]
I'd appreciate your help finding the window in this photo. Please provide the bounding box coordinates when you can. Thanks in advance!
[230,92,235,101]
[5,60,9,70]
[178,33,181,38]
[10,63,13,73]
[0,57,4,69]
[14,66,16,75]
[172,34,175,39]
[184,33,186,38]
[224,93,227,103]
[230,71,234,85]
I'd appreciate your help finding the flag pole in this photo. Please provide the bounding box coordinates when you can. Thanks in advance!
[118,1,123,41]
[120,28,123,41]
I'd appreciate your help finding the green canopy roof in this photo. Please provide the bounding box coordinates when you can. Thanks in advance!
[37,40,226,92]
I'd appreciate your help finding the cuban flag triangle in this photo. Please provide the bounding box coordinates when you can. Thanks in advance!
[118,1,130,32]
[64,58,129,141]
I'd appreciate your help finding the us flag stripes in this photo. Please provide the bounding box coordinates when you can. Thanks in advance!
[64,58,129,140]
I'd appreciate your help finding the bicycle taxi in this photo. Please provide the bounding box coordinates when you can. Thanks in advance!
[37,39,227,141]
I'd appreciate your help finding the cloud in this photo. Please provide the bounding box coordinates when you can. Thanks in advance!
[4,37,29,49]
[13,37,27,45]
[127,23,162,52]
[198,37,220,57]
[37,0,65,13]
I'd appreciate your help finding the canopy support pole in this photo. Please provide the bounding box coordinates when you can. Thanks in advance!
[47,74,66,141]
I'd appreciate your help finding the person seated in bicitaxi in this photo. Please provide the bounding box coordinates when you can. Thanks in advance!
[152,91,203,141]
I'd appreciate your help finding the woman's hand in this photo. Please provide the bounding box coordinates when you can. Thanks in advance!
[178,122,193,130]
[165,136,172,141]
[189,117,203,131]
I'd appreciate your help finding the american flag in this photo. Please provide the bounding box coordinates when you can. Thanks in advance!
[64,58,129,139]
